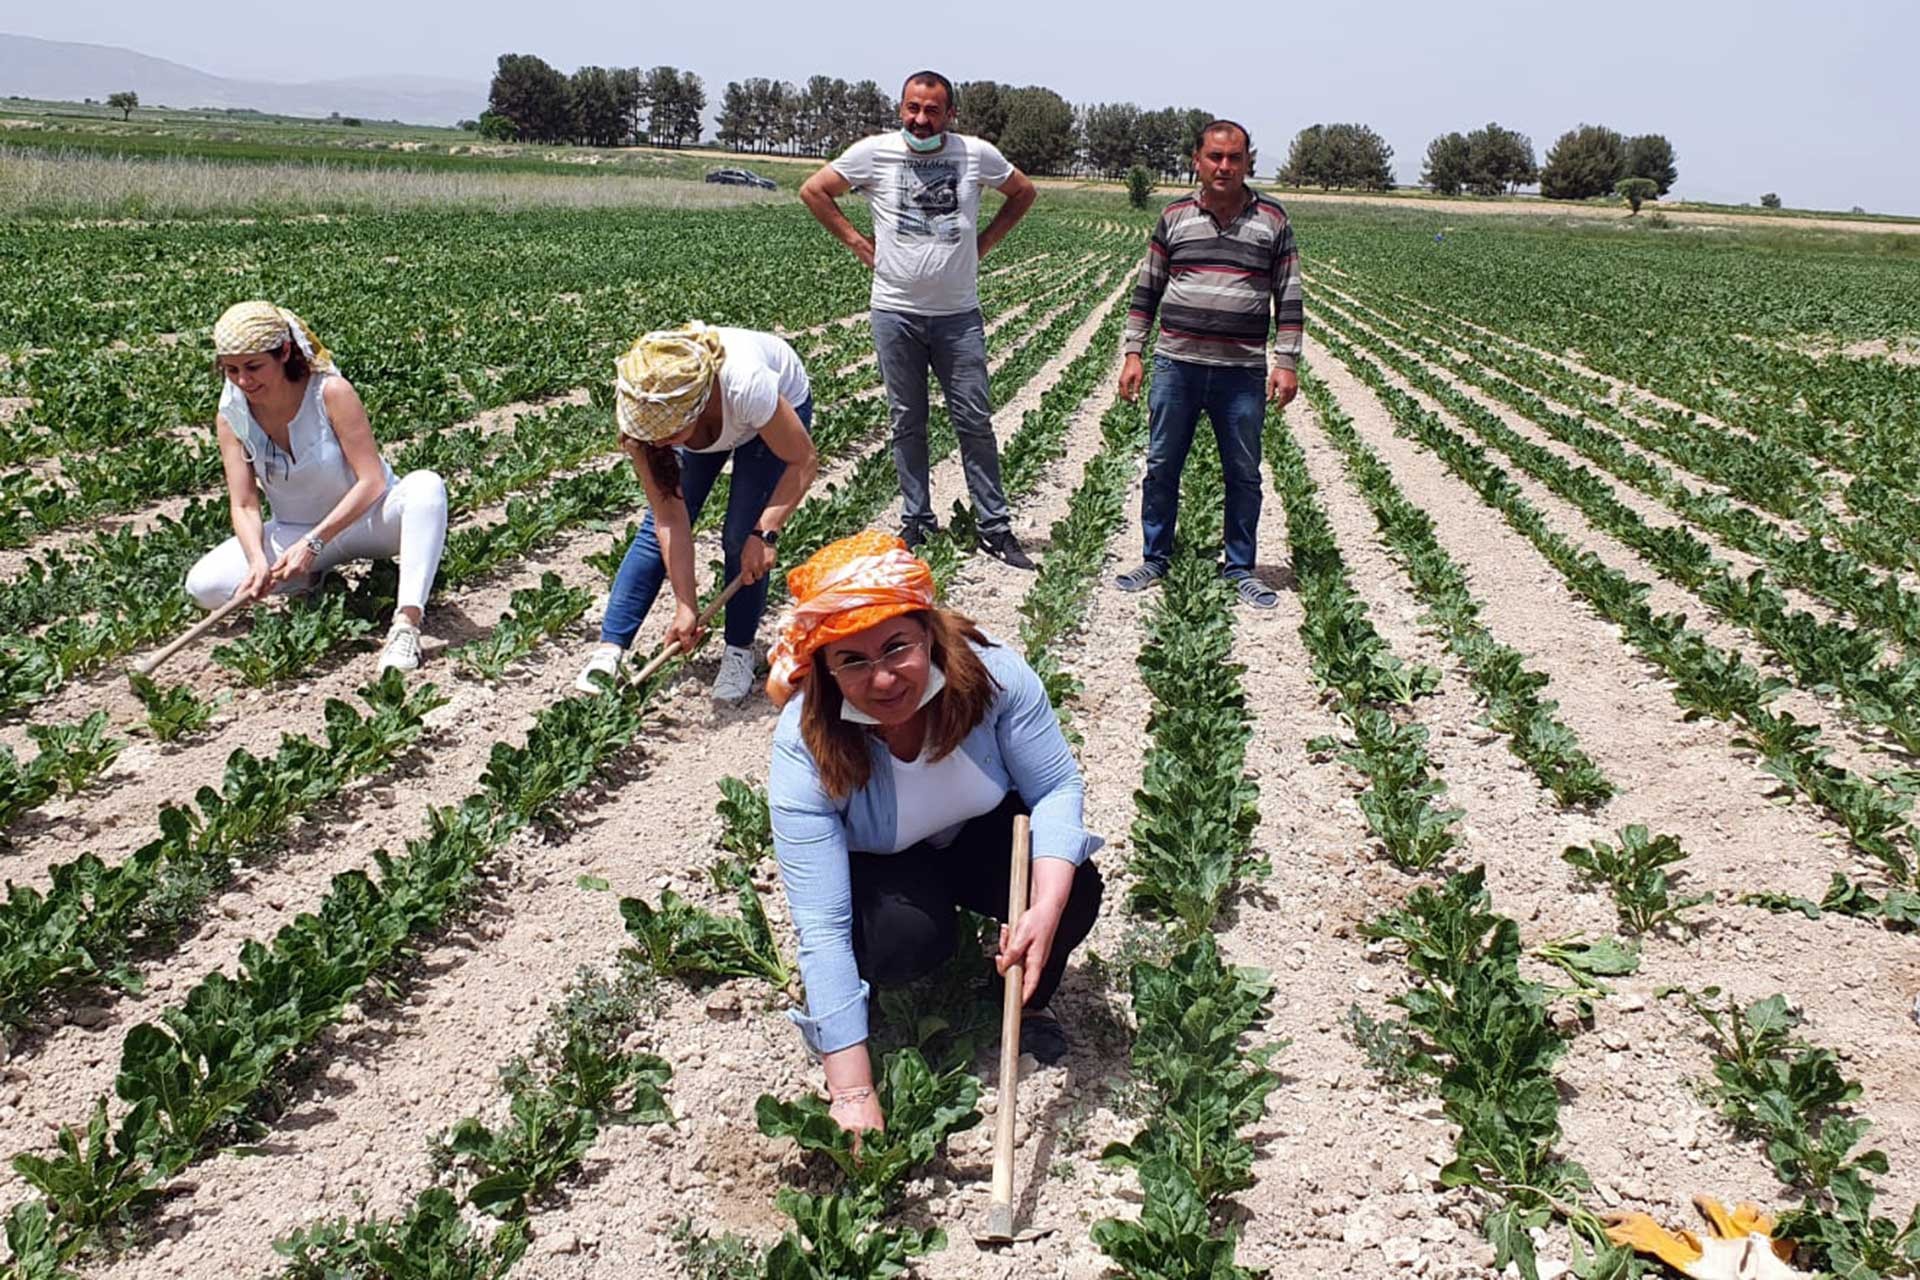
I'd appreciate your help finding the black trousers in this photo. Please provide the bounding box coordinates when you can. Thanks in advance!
[847,793,1105,1012]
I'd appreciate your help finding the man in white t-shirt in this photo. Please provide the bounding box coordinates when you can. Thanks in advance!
[800,70,1040,569]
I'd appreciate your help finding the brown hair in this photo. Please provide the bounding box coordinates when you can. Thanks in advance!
[800,609,1000,802]
[642,443,683,499]
[214,339,309,382]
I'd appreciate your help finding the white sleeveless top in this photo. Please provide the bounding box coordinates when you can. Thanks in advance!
[220,372,394,525]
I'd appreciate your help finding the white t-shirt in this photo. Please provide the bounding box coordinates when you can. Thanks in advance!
[830,131,1015,317]
[887,742,1008,851]
[694,327,812,455]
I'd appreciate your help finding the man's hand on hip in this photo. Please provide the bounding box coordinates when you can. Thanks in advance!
[1268,366,1299,407]
[852,236,876,270]
[1119,353,1144,403]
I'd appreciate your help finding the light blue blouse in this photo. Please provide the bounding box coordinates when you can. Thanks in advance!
[768,638,1099,1055]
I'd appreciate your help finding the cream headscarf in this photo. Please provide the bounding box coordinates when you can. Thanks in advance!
[213,301,339,464]
[213,300,336,372]
[614,322,726,443]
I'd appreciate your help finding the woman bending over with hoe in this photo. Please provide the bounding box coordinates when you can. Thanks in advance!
[187,300,448,674]
[766,531,1105,1137]
[576,322,818,701]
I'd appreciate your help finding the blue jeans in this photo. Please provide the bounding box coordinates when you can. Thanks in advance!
[871,308,1011,536]
[600,398,812,650]
[1141,356,1266,574]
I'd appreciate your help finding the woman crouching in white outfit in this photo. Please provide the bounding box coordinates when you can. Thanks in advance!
[185,300,448,674]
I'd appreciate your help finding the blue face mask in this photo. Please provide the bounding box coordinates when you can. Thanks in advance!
[901,127,945,154]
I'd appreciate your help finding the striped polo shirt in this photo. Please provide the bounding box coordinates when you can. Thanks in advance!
[1122,189,1304,370]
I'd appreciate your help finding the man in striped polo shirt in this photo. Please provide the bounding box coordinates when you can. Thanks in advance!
[1115,120,1303,608]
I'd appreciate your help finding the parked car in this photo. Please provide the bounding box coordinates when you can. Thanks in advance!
[704,167,779,191]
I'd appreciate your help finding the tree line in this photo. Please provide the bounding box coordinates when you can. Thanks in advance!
[482,51,1685,204]
[481,54,705,147]
[1277,118,1678,202]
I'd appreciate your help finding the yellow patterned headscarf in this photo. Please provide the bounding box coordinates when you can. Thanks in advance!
[212,301,336,372]
[614,322,725,443]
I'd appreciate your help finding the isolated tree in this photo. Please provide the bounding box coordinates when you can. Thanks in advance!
[1616,176,1657,214]
[1539,124,1627,199]
[1760,191,1782,209]
[1625,133,1677,195]
[1126,164,1155,209]
[1463,122,1536,195]
[1423,131,1470,195]
[107,90,138,121]
[1280,122,1393,190]
[488,53,572,143]
[956,79,1009,143]
[455,118,479,132]
[475,111,514,141]
[998,86,1076,174]
[569,66,625,147]
[1082,102,1142,176]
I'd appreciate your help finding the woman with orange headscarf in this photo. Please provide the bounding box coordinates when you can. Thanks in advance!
[766,531,1104,1138]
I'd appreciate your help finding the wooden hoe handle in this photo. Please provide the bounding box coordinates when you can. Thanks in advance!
[628,574,748,685]
[131,591,251,678]
[988,814,1033,1231]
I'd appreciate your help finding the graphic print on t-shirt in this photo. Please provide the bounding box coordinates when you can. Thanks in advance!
[893,159,963,242]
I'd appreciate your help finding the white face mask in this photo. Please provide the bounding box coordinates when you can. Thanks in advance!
[841,662,947,725]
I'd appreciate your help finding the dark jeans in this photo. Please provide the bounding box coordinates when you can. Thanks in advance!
[847,794,1104,1013]
[600,398,812,650]
[1141,355,1267,574]
[870,307,1012,536]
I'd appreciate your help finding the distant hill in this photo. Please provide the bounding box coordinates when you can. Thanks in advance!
[0,33,484,125]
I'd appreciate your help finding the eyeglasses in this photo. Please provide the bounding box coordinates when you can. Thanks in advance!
[827,638,926,684]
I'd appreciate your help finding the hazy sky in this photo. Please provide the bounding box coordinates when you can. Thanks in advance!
[8,0,1917,213]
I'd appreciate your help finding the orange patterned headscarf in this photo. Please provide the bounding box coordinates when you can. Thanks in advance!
[765,531,936,707]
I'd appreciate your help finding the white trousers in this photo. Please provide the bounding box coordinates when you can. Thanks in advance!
[186,469,448,615]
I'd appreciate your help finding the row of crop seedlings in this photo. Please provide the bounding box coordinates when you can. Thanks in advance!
[1314,277,1920,654]
[1312,320,1920,900]
[1312,291,1920,759]
[0,257,1110,844]
[0,259,1125,1278]
[0,240,1077,720]
[1273,378,1660,1277]
[1329,271,1920,578]
[1088,414,1284,1277]
[0,306,933,1037]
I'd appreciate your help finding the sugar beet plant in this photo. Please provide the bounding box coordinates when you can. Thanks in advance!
[0,711,124,839]
[452,571,592,681]
[0,671,446,1028]
[3,666,669,1274]
[1092,424,1277,1280]
[1667,987,1920,1277]
[1314,325,1920,885]
[1265,395,1462,870]
[268,962,670,1278]
[1562,825,1709,935]
[1297,364,1614,807]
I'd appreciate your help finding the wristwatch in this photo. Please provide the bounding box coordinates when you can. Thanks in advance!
[304,533,326,555]
[751,528,779,547]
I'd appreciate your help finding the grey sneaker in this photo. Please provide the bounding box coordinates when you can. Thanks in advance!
[712,644,755,702]
[1115,562,1168,592]
[1224,570,1279,610]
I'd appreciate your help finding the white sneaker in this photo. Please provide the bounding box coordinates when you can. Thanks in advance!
[574,642,624,694]
[712,644,756,703]
[378,622,422,674]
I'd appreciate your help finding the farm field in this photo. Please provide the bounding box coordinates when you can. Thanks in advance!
[1,190,1918,1280]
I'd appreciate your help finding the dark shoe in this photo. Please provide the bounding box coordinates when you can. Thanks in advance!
[1224,569,1279,610]
[1020,1010,1070,1065]
[901,522,938,552]
[1114,561,1167,592]
[979,528,1037,571]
